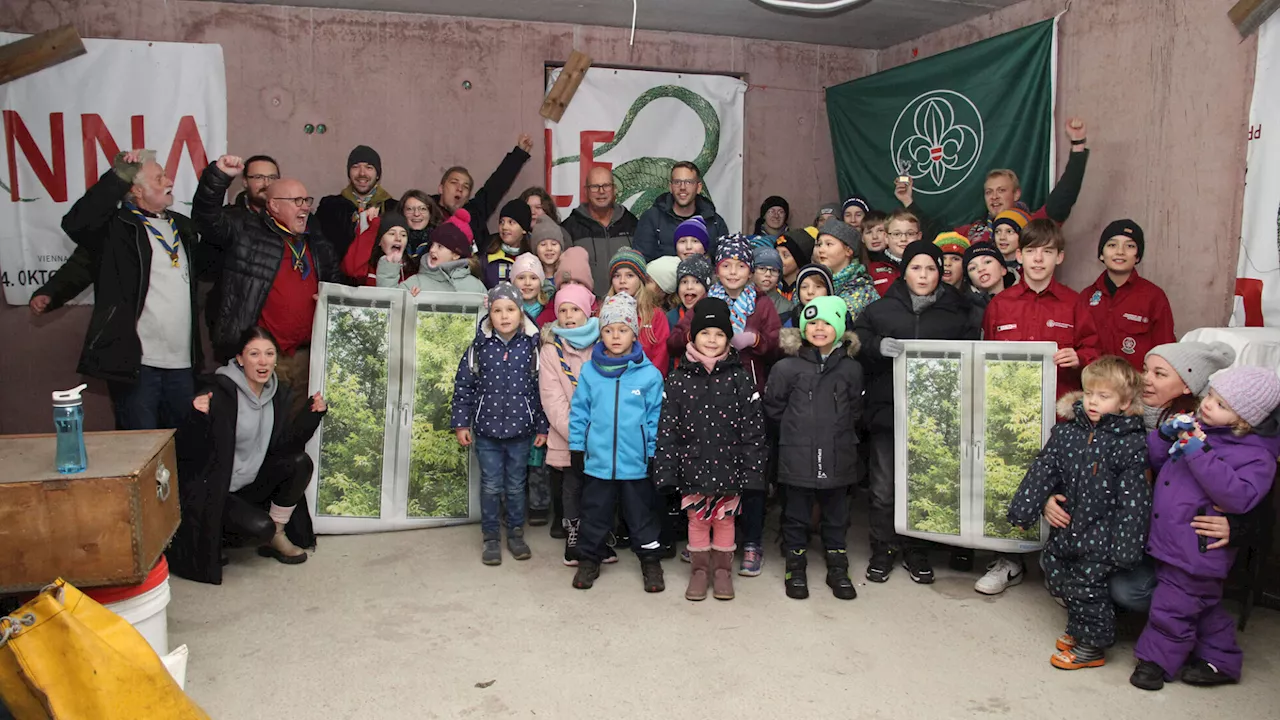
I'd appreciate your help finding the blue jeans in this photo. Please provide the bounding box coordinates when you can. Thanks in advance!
[475,435,532,536]
[107,365,194,431]
[1110,556,1157,613]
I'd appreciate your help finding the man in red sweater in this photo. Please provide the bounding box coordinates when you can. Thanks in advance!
[1075,219,1175,372]
[984,218,1094,400]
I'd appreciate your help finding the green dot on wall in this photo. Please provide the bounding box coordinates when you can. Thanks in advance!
[303,124,314,134]
[317,124,327,134]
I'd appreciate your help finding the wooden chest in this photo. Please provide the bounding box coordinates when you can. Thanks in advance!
[0,430,181,594]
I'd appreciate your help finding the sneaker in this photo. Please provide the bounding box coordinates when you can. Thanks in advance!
[680,547,691,563]
[1051,644,1105,670]
[949,548,974,572]
[602,546,619,564]
[975,557,1025,595]
[1180,659,1237,687]
[1129,660,1166,690]
[563,520,580,567]
[1055,634,1076,653]
[506,529,532,560]
[482,538,502,566]
[739,544,763,577]
[902,549,935,584]
[572,559,600,589]
[866,550,894,583]
[784,550,809,599]
[641,558,665,593]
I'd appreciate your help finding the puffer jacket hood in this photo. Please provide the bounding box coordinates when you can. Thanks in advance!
[779,329,861,359]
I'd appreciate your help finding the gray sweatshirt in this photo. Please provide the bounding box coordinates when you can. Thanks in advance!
[215,359,277,493]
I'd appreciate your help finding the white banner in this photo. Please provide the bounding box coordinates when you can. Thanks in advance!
[544,67,745,232]
[0,34,226,305]
[1233,16,1280,327]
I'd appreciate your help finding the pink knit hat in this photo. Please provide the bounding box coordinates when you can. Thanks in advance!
[555,246,594,293]
[554,283,595,318]
[1208,365,1280,426]
[511,252,545,283]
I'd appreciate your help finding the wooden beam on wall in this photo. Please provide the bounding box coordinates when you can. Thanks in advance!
[1230,0,1280,38]
[0,25,86,86]
[540,50,592,123]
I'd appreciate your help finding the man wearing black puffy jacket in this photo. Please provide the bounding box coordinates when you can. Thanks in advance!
[853,240,979,586]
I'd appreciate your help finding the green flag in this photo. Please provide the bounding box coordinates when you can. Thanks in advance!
[827,19,1055,234]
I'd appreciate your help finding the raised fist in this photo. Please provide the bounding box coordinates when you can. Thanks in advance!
[216,155,245,177]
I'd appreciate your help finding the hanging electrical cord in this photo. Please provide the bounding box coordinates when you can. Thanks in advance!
[756,0,874,11]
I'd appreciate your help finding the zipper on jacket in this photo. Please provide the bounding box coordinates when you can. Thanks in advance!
[1087,430,1098,475]
[133,220,146,320]
[612,378,621,480]
[88,306,120,350]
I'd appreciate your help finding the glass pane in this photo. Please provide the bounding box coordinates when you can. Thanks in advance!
[905,354,962,536]
[317,304,390,518]
[407,310,475,518]
[982,357,1044,541]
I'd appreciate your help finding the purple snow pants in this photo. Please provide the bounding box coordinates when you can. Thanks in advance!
[1134,561,1241,680]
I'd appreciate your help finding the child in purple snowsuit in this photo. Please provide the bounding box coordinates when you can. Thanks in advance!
[1130,365,1280,691]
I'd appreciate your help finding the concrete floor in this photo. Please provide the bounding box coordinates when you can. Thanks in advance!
[169,519,1280,720]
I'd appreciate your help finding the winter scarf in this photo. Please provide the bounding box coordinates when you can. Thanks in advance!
[523,299,545,319]
[910,285,944,314]
[685,342,728,373]
[341,185,395,225]
[552,318,600,349]
[591,340,644,378]
[708,283,757,334]
[214,359,278,493]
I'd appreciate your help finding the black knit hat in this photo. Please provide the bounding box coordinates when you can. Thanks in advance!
[378,211,409,243]
[347,145,382,178]
[691,297,733,340]
[499,199,533,233]
[963,241,1003,270]
[900,239,943,273]
[759,195,790,221]
[794,263,834,297]
[1098,218,1145,262]
[776,229,814,267]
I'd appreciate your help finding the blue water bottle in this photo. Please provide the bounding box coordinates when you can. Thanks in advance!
[53,383,88,474]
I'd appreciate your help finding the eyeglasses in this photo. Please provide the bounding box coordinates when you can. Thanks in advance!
[755,268,780,277]
[670,179,699,188]
[403,206,430,216]
[246,174,280,182]
[586,183,614,192]
[887,231,918,240]
[272,196,314,208]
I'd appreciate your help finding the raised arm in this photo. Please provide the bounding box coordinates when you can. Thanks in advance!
[465,136,532,225]
[61,168,131,251]
[1044,119,1090,224]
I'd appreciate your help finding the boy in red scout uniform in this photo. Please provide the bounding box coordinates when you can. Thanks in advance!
[984,219,1093,403]
[1074,219,1174,372]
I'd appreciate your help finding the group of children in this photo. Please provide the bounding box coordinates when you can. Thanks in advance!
[351,174,1274,689]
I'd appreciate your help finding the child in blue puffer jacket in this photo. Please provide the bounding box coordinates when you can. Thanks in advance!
[452,283,549,566]
[568,292,666,592]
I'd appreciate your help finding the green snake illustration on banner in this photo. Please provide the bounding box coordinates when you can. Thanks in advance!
[544,68,745,229]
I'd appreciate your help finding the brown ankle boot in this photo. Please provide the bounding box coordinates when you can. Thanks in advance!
[712,550,735,600]
[686,551,710,601]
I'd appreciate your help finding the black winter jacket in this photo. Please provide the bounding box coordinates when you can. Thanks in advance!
[633,192,730,262]
[315,192,398,261]
[853,281,979,433]
[192,164,342,361]
[430,146,530,242]
[169,373,324,585]
[1007,401,1151,568]
[561,203,639,294]
[654,350,766,496]
[35,244,95,310]
[60,171,206,383]
[763,332,865,489]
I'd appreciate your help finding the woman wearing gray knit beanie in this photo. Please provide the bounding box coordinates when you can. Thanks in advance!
[1141,341,1237,430]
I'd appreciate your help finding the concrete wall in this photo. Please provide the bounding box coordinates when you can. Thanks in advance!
[0,0,873,434]
[879,0,1256,336]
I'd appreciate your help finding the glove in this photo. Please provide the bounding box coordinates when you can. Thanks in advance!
[731,331,757,350]
[880,337,904,358]
[1159,413,1196,441]
[570,450,585,474]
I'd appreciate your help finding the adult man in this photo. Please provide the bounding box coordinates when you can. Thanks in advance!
[434,134,534,243]
[31,154,284,315]
[562,166,639,292]
[60,149,204,430]
[896,118,1090,243]
[315,145,398,260]
[193,154,341,417]
[633,161,730,262]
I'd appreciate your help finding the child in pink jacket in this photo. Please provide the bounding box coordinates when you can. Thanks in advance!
[538,283,616,566]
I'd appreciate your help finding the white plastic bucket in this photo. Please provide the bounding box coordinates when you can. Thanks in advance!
[102,577,170,658]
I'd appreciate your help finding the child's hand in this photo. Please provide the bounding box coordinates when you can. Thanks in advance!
[455,428,472,447]
[409,286,421,297]
[310,392,327,412]
[386,247,404,264]
[1043,494,1071,528]
[534,434,547,448]
[363,205,380,222]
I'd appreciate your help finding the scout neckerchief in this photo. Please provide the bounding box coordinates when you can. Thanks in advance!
[340,185,394,227]
[125,202,181,267]
[270,217,312,279]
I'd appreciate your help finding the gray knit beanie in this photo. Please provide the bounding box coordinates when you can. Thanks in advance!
[1146,341,1236,396]
[819,218,863,251]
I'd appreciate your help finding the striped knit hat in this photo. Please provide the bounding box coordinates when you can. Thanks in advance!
[992,208,1032,236]
[609,247,648,281]
[933,231,971,257]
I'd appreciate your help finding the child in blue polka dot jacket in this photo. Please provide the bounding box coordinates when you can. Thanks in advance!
[1007,356,1150,671]
[451,283,549,566]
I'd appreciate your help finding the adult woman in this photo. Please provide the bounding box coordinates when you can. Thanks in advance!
[169,327,327,584]
[520,186,572,246]
[854,240,979,585]
[401,189,445,256]
[1044,341,1238,611]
